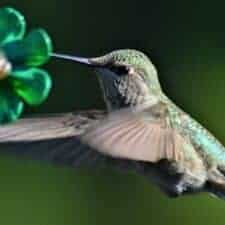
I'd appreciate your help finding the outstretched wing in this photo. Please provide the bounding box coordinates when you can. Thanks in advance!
[0,110,108,167]
[0,103,198,168]
[82,103,198,163]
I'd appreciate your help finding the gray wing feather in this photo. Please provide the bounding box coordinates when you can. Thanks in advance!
[0,111,108,167]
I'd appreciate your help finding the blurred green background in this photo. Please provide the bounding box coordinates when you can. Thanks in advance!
[0,0,225,225]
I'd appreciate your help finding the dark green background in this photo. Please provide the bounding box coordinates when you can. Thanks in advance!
[0,0,225,225]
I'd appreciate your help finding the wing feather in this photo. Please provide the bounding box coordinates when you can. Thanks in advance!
[0,111,107,167]
[0,105,196,167]
[81,106,187,163]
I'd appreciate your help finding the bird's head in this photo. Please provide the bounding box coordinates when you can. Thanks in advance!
[52,49,163,110]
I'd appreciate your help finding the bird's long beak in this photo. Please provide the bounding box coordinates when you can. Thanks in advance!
[51,53,103,67]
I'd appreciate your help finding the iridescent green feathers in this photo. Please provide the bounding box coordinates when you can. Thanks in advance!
[0,7,53,124]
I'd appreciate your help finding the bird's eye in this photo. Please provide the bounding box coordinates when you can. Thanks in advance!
[109,65,129,76]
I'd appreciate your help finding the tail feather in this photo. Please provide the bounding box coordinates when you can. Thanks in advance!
[205,168,225,200]
[205,181,225,200]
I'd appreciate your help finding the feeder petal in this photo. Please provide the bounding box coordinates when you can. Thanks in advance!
[0,7,26,45]
[0,87,24,123]
[2,29,53,67]
[10,68,52,106]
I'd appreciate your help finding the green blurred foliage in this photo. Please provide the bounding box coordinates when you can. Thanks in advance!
[0,0,225,225]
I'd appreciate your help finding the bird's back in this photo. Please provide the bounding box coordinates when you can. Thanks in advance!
[169,102,225,168]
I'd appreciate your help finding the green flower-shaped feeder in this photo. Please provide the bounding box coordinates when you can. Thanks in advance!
[0,7,53,124]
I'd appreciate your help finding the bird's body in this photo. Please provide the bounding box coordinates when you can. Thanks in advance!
[0,49,225,199]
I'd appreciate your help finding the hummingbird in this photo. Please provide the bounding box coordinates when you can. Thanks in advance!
[0,49,224,199]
